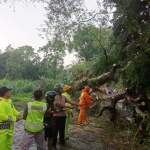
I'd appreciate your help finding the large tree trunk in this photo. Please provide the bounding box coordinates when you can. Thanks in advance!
[72,64,117,91]
[94,92,126,121]
[92,88,150,121]
[72,63,150,137]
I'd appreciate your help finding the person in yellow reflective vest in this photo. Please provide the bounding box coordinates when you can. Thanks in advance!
[0,86,22,150]
[20,89,47,150]
[62,85,73,140]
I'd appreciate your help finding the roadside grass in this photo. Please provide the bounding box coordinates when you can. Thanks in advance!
[12,92,33,104]
[12,92,47,107]
[0,78,50,105]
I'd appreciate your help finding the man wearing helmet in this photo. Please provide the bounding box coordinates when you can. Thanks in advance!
[78,86,94,126]
[52,83,81,150]
[62,85,73,140]
[44,91,57,150]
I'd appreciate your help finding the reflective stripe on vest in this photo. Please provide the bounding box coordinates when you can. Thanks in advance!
[28,102,47,113]
[25,121,43,129]
[0,123,10,129]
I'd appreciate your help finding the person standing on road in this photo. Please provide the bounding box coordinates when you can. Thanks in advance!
[78,86,94,125]
[62,85,73,140]
[0,86,22,150]
[52,83,81,150]
[44,91,57,150]
[20,90,47,150]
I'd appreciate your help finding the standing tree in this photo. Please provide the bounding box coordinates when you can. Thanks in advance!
[68,24,112,61]
[102,0,150,93]
[0,52,11,79]
[6,46,41,80]
[38,38,65,79]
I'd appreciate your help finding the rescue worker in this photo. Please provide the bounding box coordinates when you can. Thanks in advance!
[52,83,81,150]
[0,86,22,150]
[20,89,47,150]
[78,86,94,125]
[44,91,57,150]
[62,85,73,140]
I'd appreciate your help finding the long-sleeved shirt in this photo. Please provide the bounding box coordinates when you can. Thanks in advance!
[0,98,20,134]
[79,89,93,109]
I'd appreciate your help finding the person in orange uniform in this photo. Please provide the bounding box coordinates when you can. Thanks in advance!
[78,86,93,125]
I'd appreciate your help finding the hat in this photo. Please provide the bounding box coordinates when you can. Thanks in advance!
[63,85,71,92]
[85,86,90,91]
[0,86,12,96]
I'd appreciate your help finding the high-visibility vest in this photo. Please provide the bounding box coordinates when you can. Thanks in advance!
[62,92,71,100]
[62,92,72,116]
[25,101,47,132]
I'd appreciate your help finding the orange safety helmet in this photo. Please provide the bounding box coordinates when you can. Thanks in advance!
[63,85,71,92]
[85,86,90,91]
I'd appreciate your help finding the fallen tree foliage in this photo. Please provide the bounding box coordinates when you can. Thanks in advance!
[71,64,150,138]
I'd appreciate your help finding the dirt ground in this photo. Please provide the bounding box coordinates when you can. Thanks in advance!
[12,110,105,150]
[12,105,145,150]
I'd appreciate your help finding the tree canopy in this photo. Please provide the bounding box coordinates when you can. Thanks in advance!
[1,0,150,145]
[1,0,150,95]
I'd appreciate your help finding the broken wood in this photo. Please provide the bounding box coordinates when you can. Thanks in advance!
[72,64,117,91]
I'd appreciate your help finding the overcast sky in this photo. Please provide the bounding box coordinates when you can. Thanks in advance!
[0,0,97,65]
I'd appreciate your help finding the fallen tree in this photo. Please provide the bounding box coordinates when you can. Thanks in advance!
[72,64,117,91]
[71,64,150,138]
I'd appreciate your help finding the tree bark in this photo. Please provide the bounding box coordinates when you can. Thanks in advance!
[72,64,117,91]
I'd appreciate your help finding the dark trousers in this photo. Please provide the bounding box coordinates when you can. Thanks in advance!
[52,116,66,147]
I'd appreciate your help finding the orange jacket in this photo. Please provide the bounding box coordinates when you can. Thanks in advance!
[79,89,93,107]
